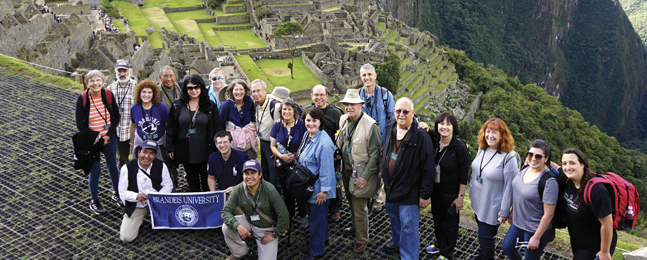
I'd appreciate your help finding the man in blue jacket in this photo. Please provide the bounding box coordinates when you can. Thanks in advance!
[380,97,436,260]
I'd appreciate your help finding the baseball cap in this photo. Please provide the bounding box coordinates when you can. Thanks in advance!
[140,140,158,151]
[116,60,131,70]
[242,160,261,172]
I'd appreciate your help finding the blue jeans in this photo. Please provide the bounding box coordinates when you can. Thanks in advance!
[385,202,420,260]
[307,200,329,256]
[89,135,119,201]
[501,224,555,260]
[475,215,499,260]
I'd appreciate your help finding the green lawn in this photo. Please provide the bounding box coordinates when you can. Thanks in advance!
[208,22,253,28]
[142,7,177,31]
[322,5,340,11]
[114,0,165,48]
[414,96,431,110]
[143,0,203,8]
[255,58,322,92]
[400,57,412,69]
[237,55,274,89]
[344,46,360,51]
[216,29,267,49]
[377,21,386,35]
[214,9,248,17]
[198,23,223,46]
[402,71,416,86]
[381,29,390,40]
[267,2,313,6]
[172,19,206,41]
[406,75,423,93]
[410,78,428,101]
[388,30,398,43]
[222,3,245,7]
[112,20,126,33]
[166,9,214,20]
[394,50,405,58]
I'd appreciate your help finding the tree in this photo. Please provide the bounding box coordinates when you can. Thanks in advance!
[206,0,225,10]
[255,6,272,20]
[271,22,304,79]
[101,0,119,18]
[374,54,401,94]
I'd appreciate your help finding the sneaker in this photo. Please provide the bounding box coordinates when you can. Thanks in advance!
[299,216,309,228]
[89,200,106,215]
[111,193,123,207]
[330,211,341,222]
[371,200,383,213]
[437,256,448,260]
[425,245,440,254]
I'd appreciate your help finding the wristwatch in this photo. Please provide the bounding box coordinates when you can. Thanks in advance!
[458,194,464,197]
[271,231,278,238]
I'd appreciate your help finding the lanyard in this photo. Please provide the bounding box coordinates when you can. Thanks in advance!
[139,167,152,179]
[345,113,364,145]
[296,133,311,160]
[436,145,448,164]
[162,86,175,103]
[140,105,154,134]
[361,87,381,119]
[89,94,108,124]
[187,104,200,129]
[117,82,132,109]
[479,149,497,178]
[256,98,269,127]
[282,120,295,149]
[244,181,263,212]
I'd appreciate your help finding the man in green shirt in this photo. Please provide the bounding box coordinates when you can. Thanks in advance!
[221,160,289,260]
[336,89,382,253]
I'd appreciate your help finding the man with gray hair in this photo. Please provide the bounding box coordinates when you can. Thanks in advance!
[106,60,136,201]
[250,79,281,187]
[157,65,181,109]
[358,63,395,212]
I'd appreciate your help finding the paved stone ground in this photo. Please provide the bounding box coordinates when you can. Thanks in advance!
[0,71,568,259]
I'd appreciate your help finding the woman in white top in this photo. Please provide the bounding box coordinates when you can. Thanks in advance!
[468,118,519,260]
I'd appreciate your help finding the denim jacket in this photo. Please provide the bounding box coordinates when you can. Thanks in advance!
[298,130,336,203]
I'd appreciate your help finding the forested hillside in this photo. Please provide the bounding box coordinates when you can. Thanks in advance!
[379,0,647,143]
[444,47,647,232]
[620,0,647,47]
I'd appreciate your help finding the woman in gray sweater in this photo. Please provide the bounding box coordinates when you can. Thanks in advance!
[468,118,519,260]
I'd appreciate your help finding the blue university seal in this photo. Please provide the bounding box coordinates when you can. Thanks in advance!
[175,205,199,226]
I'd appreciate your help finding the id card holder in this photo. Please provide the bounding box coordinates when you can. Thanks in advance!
[345,146,352,153]
[476,175,483,184]
[119,108,124,113]
[435,165,441,183]
[103,124,110,130]
[250,215,260,222]
[257,131,261,137]
[390,152,398,160]
[144,134,154,140]
[187,128,197,134]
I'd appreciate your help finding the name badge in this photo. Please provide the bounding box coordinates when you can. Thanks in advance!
[119,108,124,113]
[250,215,260,222]
[435,165,441,183]
[390,152,398,160]
[476,176,483,184]
[257,131,261,137]
[103,124,110,130]
[187,128,197,134]
[345,146,352,153]
[144,134,154,140]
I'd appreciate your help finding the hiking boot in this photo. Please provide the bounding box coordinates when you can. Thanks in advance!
[425,245,440,254]
[385,242,399,253]
[330,211,340,222]
[89,199,106,215]
[371,200,383,213]
[299,216,309,228]
[111,193,123,207]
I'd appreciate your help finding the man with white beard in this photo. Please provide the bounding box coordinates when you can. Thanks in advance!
[107,60,137,181]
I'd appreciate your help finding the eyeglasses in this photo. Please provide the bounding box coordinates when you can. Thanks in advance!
[186,86,200,91]
[312,93,326,98]
[212,77,225,81]
[394,109,411,116]
[526,152,545,160]
[160,74,175,79]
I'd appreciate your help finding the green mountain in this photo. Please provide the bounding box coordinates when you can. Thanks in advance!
[620,0,647,47]
[380,0,647,142]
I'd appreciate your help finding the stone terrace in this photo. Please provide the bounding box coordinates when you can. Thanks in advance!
[0,71,569,260]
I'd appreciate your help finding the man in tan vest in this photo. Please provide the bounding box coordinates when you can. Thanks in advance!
[336,89,382,253]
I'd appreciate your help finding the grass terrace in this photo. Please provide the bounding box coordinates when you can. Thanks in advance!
[322,5,340,11]
[143,0,203,8]
[377,21,386,34]
[222,3,246,7]
[410,79,428,100]
[267,1,313,6]
[112,20,126,33]
[197,23,223,46]
[387,30,398,43]
[114,0,164,47]
[236,55,274,89]
[216,30,267,49]
[255,58,322,92]
[165,9,214,20]
[415,96,430,110]
[213,9,248,17]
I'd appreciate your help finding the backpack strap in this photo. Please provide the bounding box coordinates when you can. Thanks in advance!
[504,150,521,170]
[83,89,112,106]
[269,99,280,120]
[538,171,555,200]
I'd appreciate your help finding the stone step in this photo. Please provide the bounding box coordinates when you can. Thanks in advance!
[226,0,244,4]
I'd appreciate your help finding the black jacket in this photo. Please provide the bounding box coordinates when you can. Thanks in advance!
[72,128,105,174]
[75,88,120,139]
[166,99,224,155]
[381,118,436,205]
[428,131,470,194]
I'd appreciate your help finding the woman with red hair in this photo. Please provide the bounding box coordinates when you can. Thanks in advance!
[468,118,520,260]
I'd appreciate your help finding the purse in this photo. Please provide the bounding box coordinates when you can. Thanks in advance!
[348,162,382,199]
[286,160,319,203]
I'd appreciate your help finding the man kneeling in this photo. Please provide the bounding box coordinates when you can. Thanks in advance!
[221,160,289,260]
[119,141,173,243]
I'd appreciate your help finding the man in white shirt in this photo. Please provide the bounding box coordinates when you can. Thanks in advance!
[118,140,174,243]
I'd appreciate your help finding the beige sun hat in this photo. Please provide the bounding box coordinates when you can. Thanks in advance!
[268,86,290,103]
[339,89,365,104]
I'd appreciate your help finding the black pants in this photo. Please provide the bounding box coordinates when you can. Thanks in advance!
[161,146,179,190]
[276,164,307,219]
[431,192,460,259]
[184,162,208,192]
[328,160,343,213]
[117,139,130,168]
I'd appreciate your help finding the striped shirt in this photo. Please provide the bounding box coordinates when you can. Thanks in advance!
[107,79,136,141]
[88,94,112,136]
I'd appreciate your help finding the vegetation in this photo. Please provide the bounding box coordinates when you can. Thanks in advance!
[101,0,119,17]
[444,47,647,234]
[0,55,83,90]
[270,22,304,79]
[374,54,401,94]
[205,0,225,9]
[620,0,647,46]
[255,58,322,92]
[406,0,647,143]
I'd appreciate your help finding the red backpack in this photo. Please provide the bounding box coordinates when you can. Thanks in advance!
[583,172,641,230]
[82,89,112,106]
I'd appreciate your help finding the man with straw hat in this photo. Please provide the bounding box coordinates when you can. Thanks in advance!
[336,89,382,253]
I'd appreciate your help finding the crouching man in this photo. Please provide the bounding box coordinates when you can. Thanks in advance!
[221,160,289,260]
[119,140,174,242]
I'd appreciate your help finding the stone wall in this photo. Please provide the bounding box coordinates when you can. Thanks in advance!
[162,6,203,12]
[130,41,152,79]
[222,5,246,13]
[126,0,144,6]
[50,4,91,15]
[272,36,323,49]
[0,14,56,57]
[195,18,217,23]
[216,14,249,24]
[267,4,314,13]
[464,91,483,124]
[261,0,309,4]
[0,0,13,17]
[302,52,333,87]
[314,0,339,10]
[148,50,172,84]
[212,25,253,30]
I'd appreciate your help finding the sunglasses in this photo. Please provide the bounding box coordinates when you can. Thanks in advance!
[526,152,545,160]
[394,109,411,116]
[212,77,225,81]
[186,86,200,91]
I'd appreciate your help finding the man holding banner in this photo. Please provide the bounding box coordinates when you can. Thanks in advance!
[221,160,289,260]
[118,141,174,243]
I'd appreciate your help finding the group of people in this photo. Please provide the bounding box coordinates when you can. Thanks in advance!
[74,61,617,260]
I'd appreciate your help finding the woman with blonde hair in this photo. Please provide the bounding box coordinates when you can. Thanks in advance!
[468,118,519,260]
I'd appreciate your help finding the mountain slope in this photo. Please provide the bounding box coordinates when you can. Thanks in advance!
[379,0,647,142]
